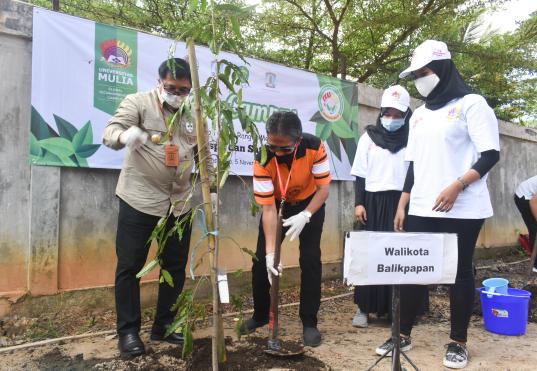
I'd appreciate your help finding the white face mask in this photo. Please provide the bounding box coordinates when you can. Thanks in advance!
[380,117,405,132]
[159,86,186,109]
[414,73,440,97]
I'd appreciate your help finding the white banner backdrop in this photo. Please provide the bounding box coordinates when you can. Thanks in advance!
[30,8,359,180]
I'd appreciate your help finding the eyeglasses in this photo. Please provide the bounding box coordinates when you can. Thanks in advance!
[267,143,297,153]
[163,85,191,96]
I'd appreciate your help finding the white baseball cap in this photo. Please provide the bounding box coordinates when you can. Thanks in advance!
[399,40,451,78]
[381,85,410,112]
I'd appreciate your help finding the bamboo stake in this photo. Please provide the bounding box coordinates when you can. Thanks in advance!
[187,38,226,370]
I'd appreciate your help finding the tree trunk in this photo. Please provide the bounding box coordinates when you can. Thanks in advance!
[187,38,226,370]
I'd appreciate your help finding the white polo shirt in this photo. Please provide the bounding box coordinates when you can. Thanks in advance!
[405,94,500,219]
[350,132,408,192]
[516,176,537,200]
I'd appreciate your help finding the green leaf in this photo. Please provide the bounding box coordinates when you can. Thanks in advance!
[39,137,75,158]
[319,123,332,140]
[72,121,94,149]
[326,132,342,161]
[330,120,355,139]
[230,17,241,38]
[260,145,267,165]
[75,155,88,167]
[31,106,58,140]
[75,144,100,158]
[182,327,194,358]
[29,133,42,157]
[161,269,174,287]
[188,0,198,12]
[39,150,63,165]
[218,73,235,92]
[165,316,186,337]
[53,114,78,141]
[240,247,257,260]
[136,259,159,278]
[235,317,244,340]
[219,168,230,188]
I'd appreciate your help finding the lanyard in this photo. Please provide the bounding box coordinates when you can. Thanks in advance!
[274,140,300,202]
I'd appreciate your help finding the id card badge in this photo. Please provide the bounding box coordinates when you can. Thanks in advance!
[165,144,179,167]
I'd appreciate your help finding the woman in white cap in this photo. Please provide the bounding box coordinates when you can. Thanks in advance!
[374,40,500,369]
[350,85,429,328]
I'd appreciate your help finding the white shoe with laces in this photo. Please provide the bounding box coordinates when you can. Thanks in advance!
[443,342,469,369]
[375,336,412,356]
[352,309,368,328]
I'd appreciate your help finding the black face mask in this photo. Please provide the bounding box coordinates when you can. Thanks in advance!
[275,153,294,165]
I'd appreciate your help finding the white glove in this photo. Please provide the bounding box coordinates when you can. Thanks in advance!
[210,192,218,215]
[282,211,311,242]
[265,253,283,285]
[119,126,149,150]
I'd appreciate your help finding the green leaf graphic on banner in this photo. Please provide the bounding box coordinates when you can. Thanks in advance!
[29,107,101,168]
[310,74,359,165]
[53,114,78,140]
[73,121,94,148]
[39,137,75,158]
[31,106,58,140]
[94,23,138,115]
[76,144,101,158]
[331,119,355,138]
[29,133,43,157]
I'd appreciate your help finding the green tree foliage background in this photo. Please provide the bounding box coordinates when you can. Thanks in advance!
[31,0,537,127]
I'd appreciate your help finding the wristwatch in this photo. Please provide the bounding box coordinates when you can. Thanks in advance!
[457,177,469,191]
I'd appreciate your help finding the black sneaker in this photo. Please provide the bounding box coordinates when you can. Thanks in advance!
[443,342,469,369]
[238,318,267,335]
[303,326,322,347]
[375,336,412,356]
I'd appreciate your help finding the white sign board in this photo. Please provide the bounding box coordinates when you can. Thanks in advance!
[344,231,458,285]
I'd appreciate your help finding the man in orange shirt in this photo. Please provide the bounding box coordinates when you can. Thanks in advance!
[240,111,331,347]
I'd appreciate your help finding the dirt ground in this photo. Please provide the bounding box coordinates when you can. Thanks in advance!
[1,257,537,371]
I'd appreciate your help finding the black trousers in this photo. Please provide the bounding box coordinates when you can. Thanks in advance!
[251,198,325,328]
[515,195,537,267]
[399,215,484,343]
[115,199,192,336]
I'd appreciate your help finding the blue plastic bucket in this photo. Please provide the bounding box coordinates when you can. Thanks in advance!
[479,287,532,336]
[482,278,509,296]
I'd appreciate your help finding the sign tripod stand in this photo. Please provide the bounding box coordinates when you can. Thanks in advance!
[366,285,420,371]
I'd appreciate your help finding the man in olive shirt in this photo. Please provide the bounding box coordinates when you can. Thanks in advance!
[103,58,215,358]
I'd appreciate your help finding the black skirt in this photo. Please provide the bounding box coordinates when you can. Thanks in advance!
[353,190,429,316]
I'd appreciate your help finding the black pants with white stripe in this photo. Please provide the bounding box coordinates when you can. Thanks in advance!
[251,196,325,328]
[399,215,484,343]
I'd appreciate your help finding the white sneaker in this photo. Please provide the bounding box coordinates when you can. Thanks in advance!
[375,336,412,356]
[443,342,469,369]
[532,267,537,273]
[352,309,368,328]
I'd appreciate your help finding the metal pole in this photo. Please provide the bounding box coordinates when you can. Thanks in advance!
[391,285,402,371]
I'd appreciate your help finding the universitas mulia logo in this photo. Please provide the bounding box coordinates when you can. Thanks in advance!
[100,39,132,68]
[318,85,344,122]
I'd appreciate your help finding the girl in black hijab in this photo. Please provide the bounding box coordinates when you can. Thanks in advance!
[375,40,500,369]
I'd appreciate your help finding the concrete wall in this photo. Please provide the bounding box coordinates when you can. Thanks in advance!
[1,0,537,313]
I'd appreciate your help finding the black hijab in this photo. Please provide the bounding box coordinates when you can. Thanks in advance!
[424,59,472,110]
[365,108,411,154]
